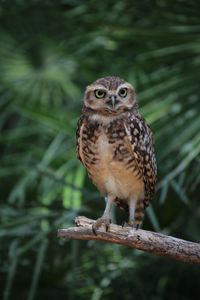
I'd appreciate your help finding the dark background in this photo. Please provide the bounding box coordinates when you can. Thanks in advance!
[0,1,200,299]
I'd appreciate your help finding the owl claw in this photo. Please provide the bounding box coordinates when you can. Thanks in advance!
[122,220,140,230]
[92,218,111,235]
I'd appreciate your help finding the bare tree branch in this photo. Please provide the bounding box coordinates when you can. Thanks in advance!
[57,216,200,265]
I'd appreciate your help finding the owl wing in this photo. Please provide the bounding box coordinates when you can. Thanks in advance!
[125,114,157,207]
[76,115,85,163]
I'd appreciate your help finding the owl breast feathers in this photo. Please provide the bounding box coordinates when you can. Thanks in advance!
[76,76,157,232]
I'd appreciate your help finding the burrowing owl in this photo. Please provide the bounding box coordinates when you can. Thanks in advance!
[76,76,157,233]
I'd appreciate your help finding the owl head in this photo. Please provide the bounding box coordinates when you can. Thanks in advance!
[83,76,137,115]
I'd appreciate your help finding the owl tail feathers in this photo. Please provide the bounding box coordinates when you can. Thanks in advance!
[133,199,145,228]
[143,197,150,208]
[114,197,129,211]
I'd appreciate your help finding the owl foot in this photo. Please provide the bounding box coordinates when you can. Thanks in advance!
[92,218,111,235]
[122,220,140,230]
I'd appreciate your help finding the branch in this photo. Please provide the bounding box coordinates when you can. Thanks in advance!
[57,216,200,265]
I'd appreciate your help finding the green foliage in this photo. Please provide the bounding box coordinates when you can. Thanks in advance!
[1,1,200,299]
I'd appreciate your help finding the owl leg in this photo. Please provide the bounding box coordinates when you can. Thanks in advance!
[128,198,145,229]
[92,196,113,235]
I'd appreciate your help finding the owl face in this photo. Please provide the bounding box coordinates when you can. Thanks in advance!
[83,76,136,114]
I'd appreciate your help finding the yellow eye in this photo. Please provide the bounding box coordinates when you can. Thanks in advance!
[94,89,106,99]
[118,88,127,97]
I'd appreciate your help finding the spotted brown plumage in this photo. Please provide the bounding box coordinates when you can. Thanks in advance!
[76,76,157,232]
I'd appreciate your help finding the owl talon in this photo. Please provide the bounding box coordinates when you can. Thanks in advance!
[92,218,111,235]
[123,220,140,230]
[121,221,126,228]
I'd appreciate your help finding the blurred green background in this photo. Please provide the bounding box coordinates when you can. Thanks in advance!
[1,1,200,299]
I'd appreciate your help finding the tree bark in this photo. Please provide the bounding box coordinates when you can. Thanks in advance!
[57,216,200,264]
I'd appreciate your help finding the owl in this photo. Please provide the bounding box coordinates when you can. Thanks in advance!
[76,76,157,233]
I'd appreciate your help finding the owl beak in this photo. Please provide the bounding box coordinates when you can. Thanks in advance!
[109,95,117,109]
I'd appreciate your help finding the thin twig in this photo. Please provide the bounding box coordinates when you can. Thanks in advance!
[57,216,200,265]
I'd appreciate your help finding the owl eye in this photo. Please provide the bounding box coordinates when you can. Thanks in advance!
[118,88,128,98]
[94,89,106,99]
